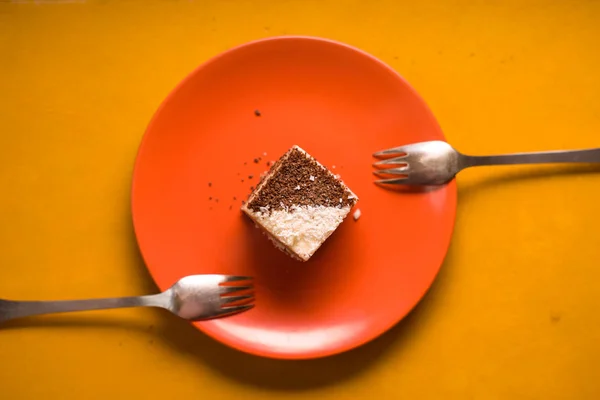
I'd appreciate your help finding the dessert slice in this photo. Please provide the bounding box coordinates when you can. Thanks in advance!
[242,145,358,261]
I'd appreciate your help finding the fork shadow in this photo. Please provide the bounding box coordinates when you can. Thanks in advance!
[375,182,444,193]
[377,164,600,196]
[457,163,600,199]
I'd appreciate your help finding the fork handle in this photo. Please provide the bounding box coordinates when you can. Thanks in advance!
[0,293,167,323]
[465,148,600,167]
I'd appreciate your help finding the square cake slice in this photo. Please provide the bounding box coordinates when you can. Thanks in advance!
[241,145,358,261]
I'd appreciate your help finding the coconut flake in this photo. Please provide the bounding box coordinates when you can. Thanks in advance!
[309,175,315,182]
[259,205,271,214]
[353,209,361,221]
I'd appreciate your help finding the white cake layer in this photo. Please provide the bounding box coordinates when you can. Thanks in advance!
[249,204,351,261]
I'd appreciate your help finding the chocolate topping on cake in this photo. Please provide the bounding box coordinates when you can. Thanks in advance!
[247,147,356,212]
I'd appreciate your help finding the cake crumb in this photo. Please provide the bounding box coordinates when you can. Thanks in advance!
[263,152,267,156]
[353,209,361,221]
[332,165,336,169]
[309,175,315,182]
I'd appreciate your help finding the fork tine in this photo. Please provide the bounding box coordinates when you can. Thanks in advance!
[373,155,408,166]
[219,285,253,294]
[217,304,255,317]
[373,146,409,158]
[221,295,253,305]
[374,176,410,185]
[372,167,409,177]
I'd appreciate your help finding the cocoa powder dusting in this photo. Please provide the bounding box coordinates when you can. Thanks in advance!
[247,147,356,212]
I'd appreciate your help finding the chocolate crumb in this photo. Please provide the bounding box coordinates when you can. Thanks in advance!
[241,179,245,182]
[229,205,233,210]
[266,161,271,167]
[244,162,247,165]
[250,186,255,191]
[209,196,212,200]
[208,182,212,187]
[254,158,259,164]
[215,198,219,203]
[233,196,237,200]
[249,175,254,179]
[254,109,261,117]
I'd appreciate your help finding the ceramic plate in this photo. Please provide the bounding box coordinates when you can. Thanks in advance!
[132,36,456,359]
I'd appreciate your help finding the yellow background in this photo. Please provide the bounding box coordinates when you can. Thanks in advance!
[1,0,599,399]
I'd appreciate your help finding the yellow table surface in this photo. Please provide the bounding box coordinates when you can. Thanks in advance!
[1,1,599,399]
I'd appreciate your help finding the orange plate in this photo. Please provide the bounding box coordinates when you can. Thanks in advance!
[132,36,456,359]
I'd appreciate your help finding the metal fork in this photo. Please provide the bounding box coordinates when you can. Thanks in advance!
[0,274,254,324]
[373,140,600,186]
